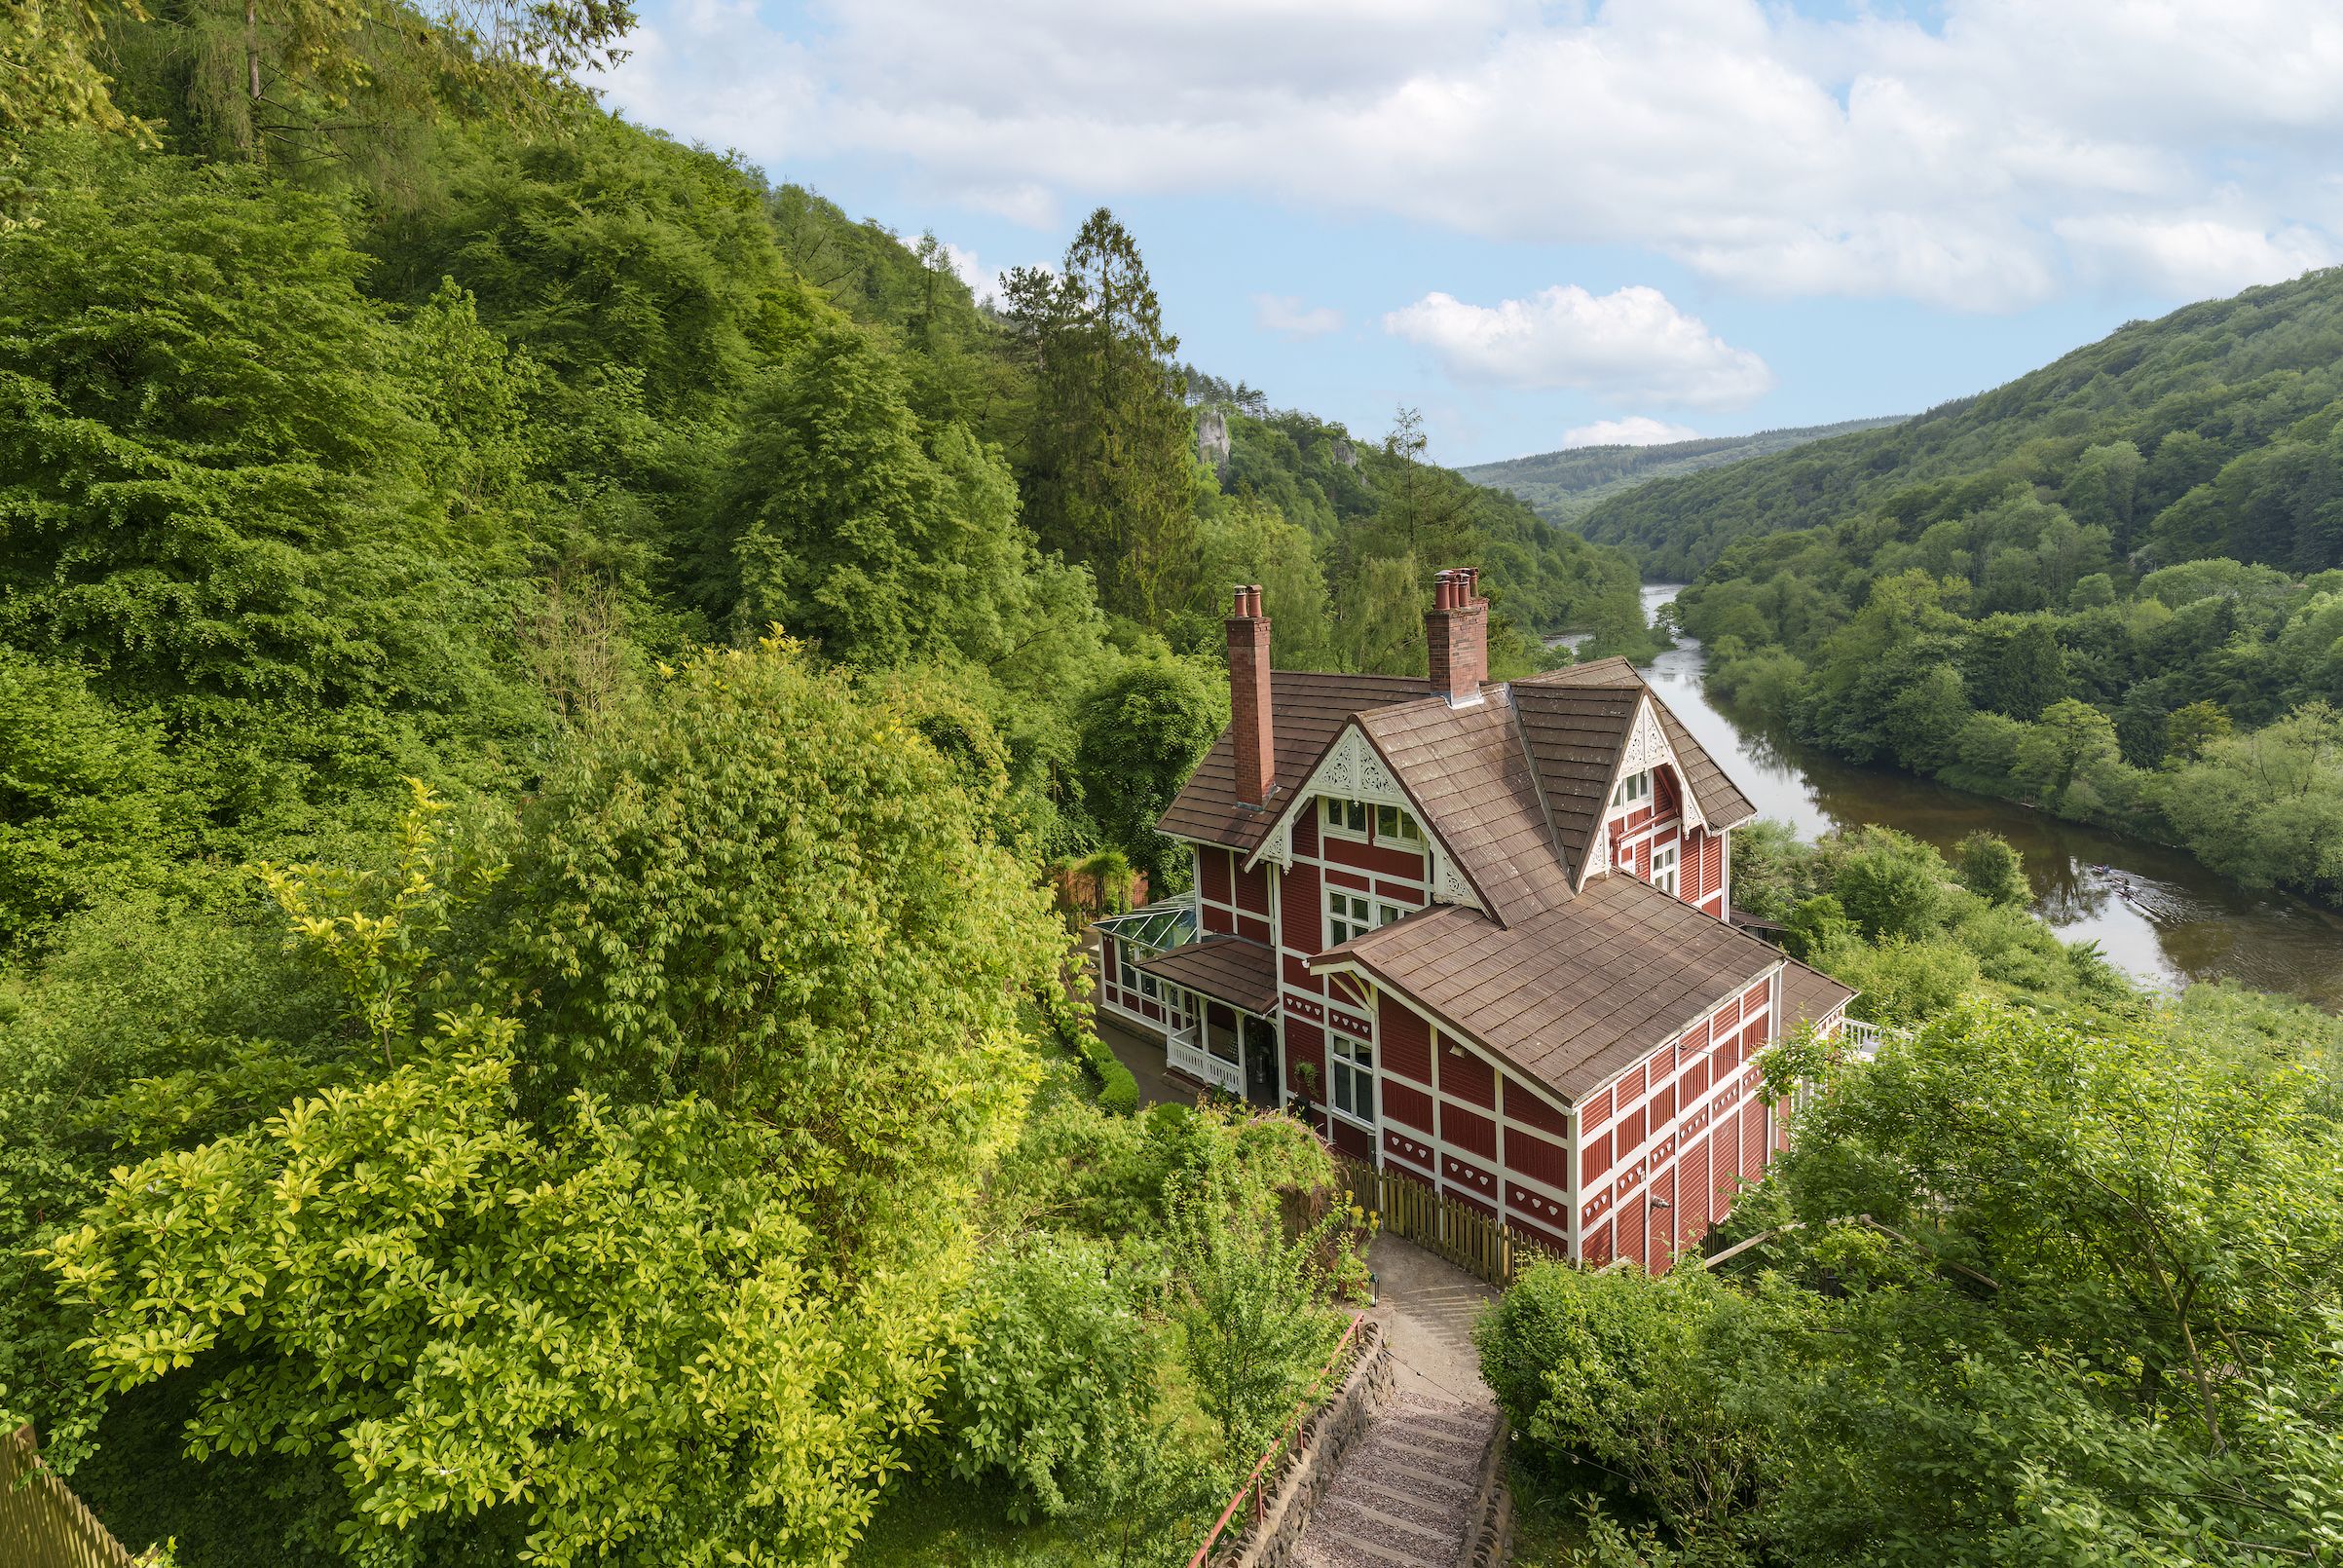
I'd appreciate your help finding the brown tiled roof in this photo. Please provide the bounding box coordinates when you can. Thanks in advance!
[1528,654,1642,689]
[1156,654,1757,906]
[1510,678,1640,889]
[1316,875,1781,1103]
[1653,702,1757,829]
[1516,654,1757,842]
[1157,671,1434,855]
[1136,935,1280,1016]
[1357,695,1573,926]
[1781,958,1857,1031]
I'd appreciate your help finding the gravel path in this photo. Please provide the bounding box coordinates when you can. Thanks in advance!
[1292,1234,1504,1568]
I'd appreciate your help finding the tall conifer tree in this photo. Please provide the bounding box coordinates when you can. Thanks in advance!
[1004,208,1197,625]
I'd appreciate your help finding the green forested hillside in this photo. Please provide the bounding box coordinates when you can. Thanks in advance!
[1199,402,1656,662]
[1650,273,2343,909]
[1461,417,1902,526]
[19,17,2343,1568]
[0,13,1640,1563]
[1583,269,2343,579]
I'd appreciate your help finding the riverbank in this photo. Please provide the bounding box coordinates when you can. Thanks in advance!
[1626,585,2343,1008]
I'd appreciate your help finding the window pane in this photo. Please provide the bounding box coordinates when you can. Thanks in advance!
[1346,800,1366,832]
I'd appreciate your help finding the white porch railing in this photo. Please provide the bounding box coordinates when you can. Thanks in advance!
[1168,1023,1245,1098]
[1840,1017,1884,1060]
[1792,1016,1892,1115]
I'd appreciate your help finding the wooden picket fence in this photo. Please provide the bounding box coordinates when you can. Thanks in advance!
[1,1425,139,1568]
[1336,1158,1561,1288]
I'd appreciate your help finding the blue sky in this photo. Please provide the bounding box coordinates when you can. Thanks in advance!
[591,0,2343,467]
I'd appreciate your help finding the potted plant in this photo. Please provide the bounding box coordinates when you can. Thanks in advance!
[1292,1059,1320,1121]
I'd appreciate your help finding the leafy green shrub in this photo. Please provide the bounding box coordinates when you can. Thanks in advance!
[1087,1037,1141,1114]
[1477,1262,1773,1544]
[0,651,194,949]
[1821,827,1947,941]
[1824,936,1982,1026]
[930,1235,1159,1521]
[1166,1120,1357,1459]
[52,1016,949,1567]
[1952,831,2028,907]
[1781,894,1850,962]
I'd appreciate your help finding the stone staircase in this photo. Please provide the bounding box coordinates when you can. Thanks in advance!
[1290,1389,1504,1568]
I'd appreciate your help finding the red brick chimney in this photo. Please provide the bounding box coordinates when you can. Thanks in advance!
[1227,583,1275,805]
[1427,568,1488,706]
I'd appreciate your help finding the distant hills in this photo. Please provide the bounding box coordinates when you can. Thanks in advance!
[1459,418,1905,526]
[1563,267,2343,580]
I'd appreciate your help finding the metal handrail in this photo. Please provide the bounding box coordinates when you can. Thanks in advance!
[1183,1313,1370,1568]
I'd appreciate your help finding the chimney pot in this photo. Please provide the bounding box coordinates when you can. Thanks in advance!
[1227,583,1275,805]
[1426,565,1488,706]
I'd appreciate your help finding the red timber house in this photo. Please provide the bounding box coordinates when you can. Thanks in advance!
[1094,572,1857,1274]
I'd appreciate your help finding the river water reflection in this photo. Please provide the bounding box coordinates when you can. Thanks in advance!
[1627,585,2343,1008]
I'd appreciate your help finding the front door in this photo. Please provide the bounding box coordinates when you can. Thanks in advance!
[1242,1016,1281,1109]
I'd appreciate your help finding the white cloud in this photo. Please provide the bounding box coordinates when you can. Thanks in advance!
[1383,285,1775,409]
[939,243,988,298]
[1252,293,1344,338]
[1561,417,1701,449]
[2056,213,2337,298]
[594,0,2343,312]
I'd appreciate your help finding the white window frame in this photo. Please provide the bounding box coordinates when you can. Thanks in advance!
[1322,796,1369,840]
[1114,940,1139,993]
[1611,769,1652,810]
[1653,842,1679,897]
[1374,803,1423,845]
[1330,1034,1375,1124]
[1327,888,1372,946]
[1376,901,1408,928]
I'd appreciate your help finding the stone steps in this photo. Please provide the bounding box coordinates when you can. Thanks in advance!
[1292,1391,1501,1568]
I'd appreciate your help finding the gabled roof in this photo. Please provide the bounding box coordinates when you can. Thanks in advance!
[1355,695,1573,924]
[1654,701,1757,831]
[1781,958,1858,1032]
[1135,935,1280,1016]
[1155,654,1757,904]
[1315,875,1783,1104]
[1155,671,1437,856]
[1529,657,1758,833]
[1509,676,1641,889]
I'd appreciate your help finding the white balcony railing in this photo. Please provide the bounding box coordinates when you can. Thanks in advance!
[1792,1015,1891,1117]
[1167,1023,1246,1098]
[1840,1017,1884,1060]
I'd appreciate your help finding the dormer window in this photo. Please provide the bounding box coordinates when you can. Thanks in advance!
[1322,797,1368,838]
[1611,770,1652,810]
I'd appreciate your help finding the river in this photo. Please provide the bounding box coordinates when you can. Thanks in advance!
[1622,584,2343,1007]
